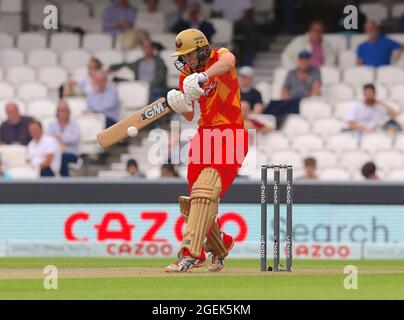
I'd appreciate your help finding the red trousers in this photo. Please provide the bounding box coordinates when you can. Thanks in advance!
[187,125,249,198]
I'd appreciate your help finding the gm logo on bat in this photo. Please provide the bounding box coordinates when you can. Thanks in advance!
[141,102,169,120]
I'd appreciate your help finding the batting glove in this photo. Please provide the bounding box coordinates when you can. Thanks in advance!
[167,89,193,114]
[183,73,208,101]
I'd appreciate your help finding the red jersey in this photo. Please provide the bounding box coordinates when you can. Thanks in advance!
[179,48,244,128]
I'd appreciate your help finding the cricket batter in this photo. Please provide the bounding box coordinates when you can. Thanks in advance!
[165,29,249,272]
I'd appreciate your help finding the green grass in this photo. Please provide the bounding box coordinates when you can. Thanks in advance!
[0,258,404,300]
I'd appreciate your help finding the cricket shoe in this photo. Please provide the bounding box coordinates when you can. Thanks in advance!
[165,256,206,273]
[208,233,235,272]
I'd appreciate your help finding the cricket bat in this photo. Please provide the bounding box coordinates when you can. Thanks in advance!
[97,97,172,149]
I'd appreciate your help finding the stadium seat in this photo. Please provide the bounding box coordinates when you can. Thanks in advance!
[342,66,375,86]
[374,150,404,171]
[340,150,372,170]
[61,49,91,73]
[291,134,324,154]
[247,114,276,129]
[26,99,57,118]
[95,49,124,68]
[355,84,388,100]
[239,149,267,174]
[64,97,87,119]
[136,12,166,35]
[323,34,348,52]
[72,67,87,82]
[124,48,143,63]
[376,66,404,86]
[327,133,359,153]
[27,49,58,69]
[0,145,27,167]
[359,3,388,24]
[0,48,24,69]
[98,170,128,179]
[0,82,15,100]
[60,2,91,28]
[388,169,404,181]
[38,66,68,90]
[258,132,289,152]
[319,168,351,181]
[391,4,404,18]
[0,0,22,13]
[271,150,303,169]
[338,50,356,69]
[144,167,162,180]
[361,133,393,153]
[320,66,340,85]
[299,98,333,122]
[83,33,113,53]
[307,150,338,169]
[16,32,47,52]
[211,18,234,46]
[28,0,49,28]
[50,33,80,54]
[41,116,57,131]
[6,66,36,85]
[323,83,355,102]
[312,118,344,137]
[117,81,150,110]
[17,82,48,101]
[0,32,13,49]
[282,115,310,137]
[76,18,103,33]
[255,81,271,105]
[76,114,105,155]
[7,166,40,179]
[394,133,404,152]
[334,101,354,120]
[349,34,368,51]
[151,33,176,51]
[390,84,404,104]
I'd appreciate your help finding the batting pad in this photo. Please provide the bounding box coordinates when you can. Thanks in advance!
[178,195,229,259]
[179,168,222,258]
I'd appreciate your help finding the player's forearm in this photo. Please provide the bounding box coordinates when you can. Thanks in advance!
[205,53,235,78]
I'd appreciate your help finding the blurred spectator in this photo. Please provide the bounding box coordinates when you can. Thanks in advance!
[109,39,167,102]
[63,58,103,97]
[0,158,11,180]
[241,101,273,132]
[161,164,179,178]
[27,121,61,177]
[281,20,336,69]
[0,103,33,146]
[139,0,165,34]
[46,101,80,177]
[126,159,146,178]
[344,84,399,133]
[87,71,119,128]
[168,0,189,29]
[361,161,380,180]
[171,3,215,43]
[357,20,404,67]
[264,51,321,128]
[298,157,318,180]
[212,0,258,66]
[238,66,264,114]
[103,0,136,37]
